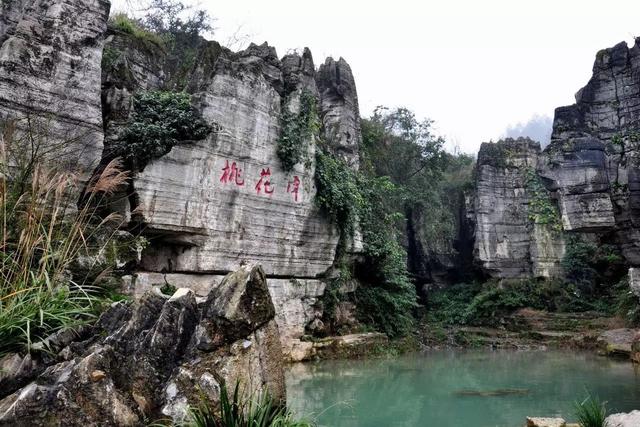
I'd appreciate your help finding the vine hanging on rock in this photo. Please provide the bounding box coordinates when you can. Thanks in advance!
[277,90,320,172]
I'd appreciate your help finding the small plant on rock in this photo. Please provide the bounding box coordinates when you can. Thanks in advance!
[574,393,607,427]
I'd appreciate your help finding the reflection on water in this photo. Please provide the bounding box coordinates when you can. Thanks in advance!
[286,350,640,427]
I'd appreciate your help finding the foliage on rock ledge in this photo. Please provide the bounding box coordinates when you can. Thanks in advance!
[112,91,211,170]
[277,91,320,172]
[524,166,562,232]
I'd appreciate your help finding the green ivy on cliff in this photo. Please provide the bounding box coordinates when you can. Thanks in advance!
[524,167,563,232]
[314,148,417,337]
[113,91,211,169]
[277,90,320,172]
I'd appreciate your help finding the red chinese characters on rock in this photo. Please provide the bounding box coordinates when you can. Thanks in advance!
[255,168,274,195]
[220,160,245,186]
[287,176,301,202]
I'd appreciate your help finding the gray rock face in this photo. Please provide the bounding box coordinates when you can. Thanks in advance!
[472,40,640,279]
[98,34,363,351]
[540,40,640,265]
[473,138,565,278]
[0,0,109,177]
[0,265,285,426]
[100,39,363,279]
[316,57,362,169]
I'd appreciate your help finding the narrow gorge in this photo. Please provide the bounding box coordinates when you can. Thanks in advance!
[2,1,640,426]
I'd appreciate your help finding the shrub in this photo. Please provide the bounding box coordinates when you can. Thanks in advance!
[574,394,607,427]
[562,235,598,291]
[113,91,211,170]
[109,13,165,50]
[613,277,640,326]
[315,151,416,338]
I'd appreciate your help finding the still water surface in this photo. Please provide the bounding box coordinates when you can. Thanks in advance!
[286,350,640,427]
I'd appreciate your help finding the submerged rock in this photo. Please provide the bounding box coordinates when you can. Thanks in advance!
[0,264,284,426]
[455,388,530,397]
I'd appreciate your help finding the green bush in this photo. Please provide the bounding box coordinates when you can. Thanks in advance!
[277,91,320,172]
[562,235,597,290]
[613,277,640,326]
[113,91,211,169]
[426,278,614,327]
[109,13,165,50]
[315,151,416,338]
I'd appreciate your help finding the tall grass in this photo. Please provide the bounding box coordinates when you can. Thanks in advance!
[574,393,608,427]
[1,123,129,356]
[182,383,313,427]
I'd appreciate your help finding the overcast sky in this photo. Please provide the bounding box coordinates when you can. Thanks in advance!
[111,0,640,153]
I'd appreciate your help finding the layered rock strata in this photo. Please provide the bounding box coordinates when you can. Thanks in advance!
[473,138,565,278]
[0,0,109,176]
[99,28,363,355]
[473,39,640,279]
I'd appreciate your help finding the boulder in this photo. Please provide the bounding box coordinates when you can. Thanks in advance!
[0,264,285,426]
[605,410,640,427]
[597,328,637,357]
[526,417,566,427]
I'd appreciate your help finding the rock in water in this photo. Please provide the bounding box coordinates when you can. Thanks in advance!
[0,264,285,426]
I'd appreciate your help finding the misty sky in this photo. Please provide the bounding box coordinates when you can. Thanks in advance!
[111,0,640,153]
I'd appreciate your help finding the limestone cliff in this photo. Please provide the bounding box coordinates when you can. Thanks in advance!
[472,39,640,280]
[99,26,363,358]
[0,0,365,366]
[0,0,109,177]
[473,138,565,278]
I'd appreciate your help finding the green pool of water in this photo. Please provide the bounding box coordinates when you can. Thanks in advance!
[285,350,640,427]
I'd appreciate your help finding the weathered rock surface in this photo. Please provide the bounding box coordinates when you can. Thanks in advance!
[0,264,285,426]
[0,0,109,177]
[472,39,640,279]
[605,410,640,427]
[539,40,640,265]
[96,27,366,349]
[597,328,636,357]
[120,272,326,360]
[473,138,564,278]
[526,417,566,427]
[100,36,363,279]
